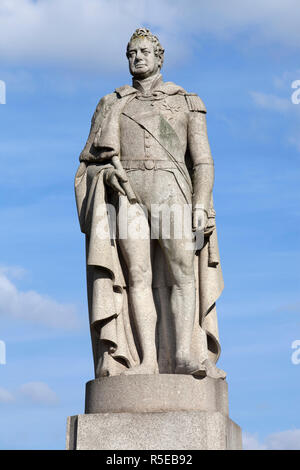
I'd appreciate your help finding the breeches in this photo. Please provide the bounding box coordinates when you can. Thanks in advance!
[113,168,196,288]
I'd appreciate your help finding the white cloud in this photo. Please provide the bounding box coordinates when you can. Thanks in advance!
[0,270,80,329]
[188,0,300,47]
[0,0,300,71]
[250,71,300,152]
[266,430,300,450]
[0,265,28,280]
[243,432,267,450]
[0,386,14,403]
[18,382,59,405]
[0,382,59,406]
[250,91,292,113]
[243,430,300,450]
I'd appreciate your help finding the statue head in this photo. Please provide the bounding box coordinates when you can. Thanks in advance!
[126,27,164,79]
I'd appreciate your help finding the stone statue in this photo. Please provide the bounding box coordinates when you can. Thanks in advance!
[75,27,226,381]
[69,27,243,450]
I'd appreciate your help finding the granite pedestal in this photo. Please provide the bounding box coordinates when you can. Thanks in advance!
[66,375,242,450]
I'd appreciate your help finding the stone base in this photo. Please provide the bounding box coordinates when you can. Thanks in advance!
[66,375,242,450]
[85,375,229,415]
[66,411,242,450]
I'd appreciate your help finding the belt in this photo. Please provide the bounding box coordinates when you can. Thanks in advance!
[120,159,187,171]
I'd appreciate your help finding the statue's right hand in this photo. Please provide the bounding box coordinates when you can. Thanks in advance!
[104,168,128,196]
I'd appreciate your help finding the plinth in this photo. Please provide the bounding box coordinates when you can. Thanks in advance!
[66,375,242,450]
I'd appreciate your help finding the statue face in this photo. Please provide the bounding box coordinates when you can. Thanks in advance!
[127,37,160,79]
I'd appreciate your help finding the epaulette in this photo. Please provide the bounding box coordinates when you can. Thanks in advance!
[185,93,207,113]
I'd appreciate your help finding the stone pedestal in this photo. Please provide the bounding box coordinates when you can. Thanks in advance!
[67,374,242,450]
[66,375,242,450]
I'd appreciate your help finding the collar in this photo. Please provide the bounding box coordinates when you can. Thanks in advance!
[115,77,188,98]
[132,73,163,95]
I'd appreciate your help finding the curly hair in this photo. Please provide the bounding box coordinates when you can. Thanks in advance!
[126,27,164,68]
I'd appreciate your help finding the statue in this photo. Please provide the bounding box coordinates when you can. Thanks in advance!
[68,27,243,451]
[75,28,226,380]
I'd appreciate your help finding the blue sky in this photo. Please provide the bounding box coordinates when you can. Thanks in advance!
[0,0,300,450]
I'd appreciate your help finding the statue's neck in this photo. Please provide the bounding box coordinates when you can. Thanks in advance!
[132,72,162,95]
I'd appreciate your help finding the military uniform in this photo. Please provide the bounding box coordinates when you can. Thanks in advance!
[78,74,215,286]
[75,74,223,377]
[80,75,213,172]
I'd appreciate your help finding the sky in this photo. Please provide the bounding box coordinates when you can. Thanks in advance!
[0,0,300,450]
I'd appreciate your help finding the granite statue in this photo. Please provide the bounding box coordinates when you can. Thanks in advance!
[75,28,226,380]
